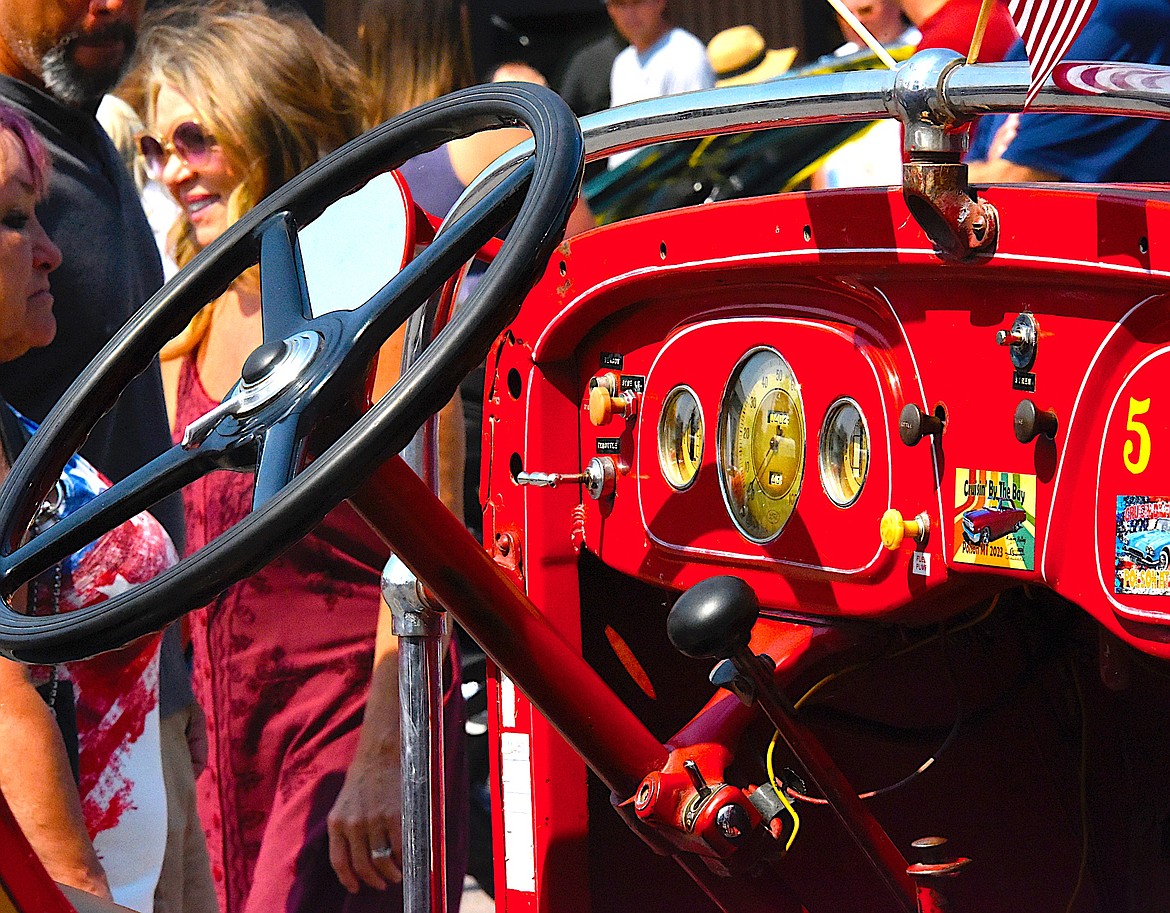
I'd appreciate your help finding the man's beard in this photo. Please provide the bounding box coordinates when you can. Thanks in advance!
[40,22,136,109]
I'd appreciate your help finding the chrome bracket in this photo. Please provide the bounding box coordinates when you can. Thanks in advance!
[892,49,999,261]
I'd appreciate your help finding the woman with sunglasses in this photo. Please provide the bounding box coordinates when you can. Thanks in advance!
[135,4,467,912]
[0,102,177,912]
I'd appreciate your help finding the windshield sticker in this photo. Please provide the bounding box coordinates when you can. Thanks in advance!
[954,469,1036,571]
[1115,496,1170,596]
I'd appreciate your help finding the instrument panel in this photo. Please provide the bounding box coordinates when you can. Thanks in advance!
[605,314,900,581]
[485,183,1170,651]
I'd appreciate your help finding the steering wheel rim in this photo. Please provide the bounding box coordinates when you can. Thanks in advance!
[0,82,583,664]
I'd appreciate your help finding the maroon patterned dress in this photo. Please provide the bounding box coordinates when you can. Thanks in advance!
[172,356,466,913]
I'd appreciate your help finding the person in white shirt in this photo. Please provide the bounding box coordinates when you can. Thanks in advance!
[605,0,715,167]
[812,0,918,189]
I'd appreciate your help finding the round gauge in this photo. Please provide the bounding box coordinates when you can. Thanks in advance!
[658,386,704,490]
[718,348,805,542]
[819,398,870,507]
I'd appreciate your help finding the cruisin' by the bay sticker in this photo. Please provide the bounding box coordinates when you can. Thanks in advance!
[953,469,1036,571]
[1115,496,1170,596]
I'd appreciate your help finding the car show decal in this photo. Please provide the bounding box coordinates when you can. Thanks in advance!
[953,469,1036,570]
[1115,496,1170,596]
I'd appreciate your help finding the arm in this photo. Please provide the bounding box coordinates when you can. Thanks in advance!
[966,113,1062,184]
[966,157,1061,184]
[328,600,403,892]
[370,327,465,520]
[0,658,111,899]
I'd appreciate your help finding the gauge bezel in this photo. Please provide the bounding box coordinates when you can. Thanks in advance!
[716,346,805,544]
[818,396,870,508]
[657,384,704,491]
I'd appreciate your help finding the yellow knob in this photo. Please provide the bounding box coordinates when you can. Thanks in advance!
[589,385,615,426]
[589,385,634,426]
[880,508,924,551]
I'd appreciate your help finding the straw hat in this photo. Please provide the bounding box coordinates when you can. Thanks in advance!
[707,25,797,87]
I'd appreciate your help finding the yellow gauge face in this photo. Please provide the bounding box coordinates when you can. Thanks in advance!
[819,398,870,507]
[658,386,704,490]
[718,348,805,542]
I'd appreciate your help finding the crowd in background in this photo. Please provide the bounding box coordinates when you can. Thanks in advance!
[0,2,1165,913]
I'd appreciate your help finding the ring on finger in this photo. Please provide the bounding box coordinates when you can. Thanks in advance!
[370,846,394,860]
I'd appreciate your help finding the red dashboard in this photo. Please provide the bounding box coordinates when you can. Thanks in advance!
[485,183,1170,656]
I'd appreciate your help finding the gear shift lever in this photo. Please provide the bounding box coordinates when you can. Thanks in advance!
[668,577,918,912]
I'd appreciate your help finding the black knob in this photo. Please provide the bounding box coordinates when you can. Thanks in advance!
[1014,399,1057,443]
[899,403,942,447]
[668,576,759,660]
[241,340,288,385]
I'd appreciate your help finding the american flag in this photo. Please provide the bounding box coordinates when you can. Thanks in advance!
[1007,0,1099,105]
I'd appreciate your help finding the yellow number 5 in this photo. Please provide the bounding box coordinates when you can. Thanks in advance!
[1125,396,1152,475]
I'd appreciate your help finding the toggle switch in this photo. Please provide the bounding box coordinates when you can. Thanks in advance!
[880,508,930,550]
[996,313,1038,371]
[1013,399,1058,442]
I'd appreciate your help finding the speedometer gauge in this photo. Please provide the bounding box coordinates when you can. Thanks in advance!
[658,386,703,490]
[718,348,805,542]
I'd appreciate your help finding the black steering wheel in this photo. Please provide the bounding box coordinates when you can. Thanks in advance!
[0,82,583,664]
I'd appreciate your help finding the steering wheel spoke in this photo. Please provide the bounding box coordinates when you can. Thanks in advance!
[259,211,313,342]
[252,412,309,511]
[3,442,210,592]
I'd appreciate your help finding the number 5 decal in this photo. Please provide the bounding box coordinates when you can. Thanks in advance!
[1124,396,1152,475]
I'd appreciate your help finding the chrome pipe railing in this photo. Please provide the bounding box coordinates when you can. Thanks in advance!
[447,53,1170,226]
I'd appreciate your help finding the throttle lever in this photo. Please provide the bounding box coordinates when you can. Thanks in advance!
[515,456,617,500]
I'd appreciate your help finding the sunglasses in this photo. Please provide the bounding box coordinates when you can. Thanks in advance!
[137,121,218,180]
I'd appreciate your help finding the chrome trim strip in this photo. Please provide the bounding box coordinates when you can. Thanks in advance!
[446,54,1170,227]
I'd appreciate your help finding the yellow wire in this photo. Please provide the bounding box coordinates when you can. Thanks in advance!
[823,0,899,69]
[766,731,801,851]
[762,594,1004,846]
[687,136,718,169]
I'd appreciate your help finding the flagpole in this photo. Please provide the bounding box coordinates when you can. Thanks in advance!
[824,0,899,69]
[966,0,998,63]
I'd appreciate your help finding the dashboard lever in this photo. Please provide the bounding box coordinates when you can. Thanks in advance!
[516,457,617,500]
[1013,399,1058,442]
[898,404,942,447]
[515,471,578,488]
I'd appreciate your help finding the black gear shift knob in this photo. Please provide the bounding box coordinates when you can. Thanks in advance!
[668,576,760,660]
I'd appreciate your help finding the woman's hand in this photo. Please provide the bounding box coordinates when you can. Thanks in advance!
[327,742,403,892]
[327,599,403,893]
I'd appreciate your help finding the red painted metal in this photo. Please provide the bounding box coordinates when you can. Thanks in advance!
[465,180,1170,912]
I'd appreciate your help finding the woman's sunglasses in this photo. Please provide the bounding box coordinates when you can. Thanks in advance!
[137,121,217,181]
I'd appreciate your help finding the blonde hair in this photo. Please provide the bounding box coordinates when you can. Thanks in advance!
[358,0,474,122]
[136,2,373,359]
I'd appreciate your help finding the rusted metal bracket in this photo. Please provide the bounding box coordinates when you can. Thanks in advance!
[904,161,998,261]
[892,49,999,261]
